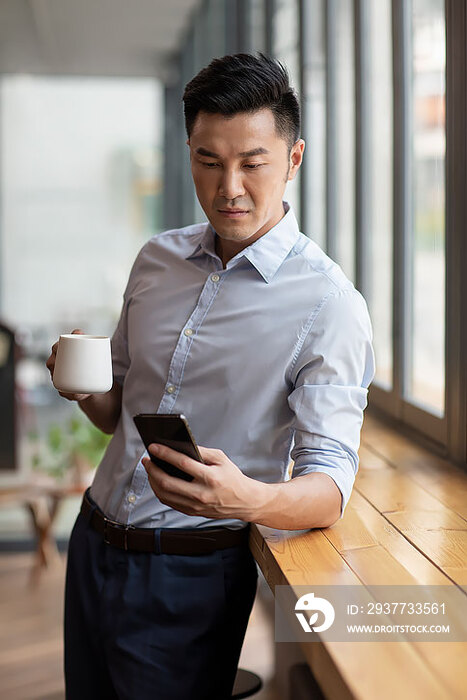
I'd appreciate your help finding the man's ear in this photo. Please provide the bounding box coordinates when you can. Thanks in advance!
[287,139,305,181]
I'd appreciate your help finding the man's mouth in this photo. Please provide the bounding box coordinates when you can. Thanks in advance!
[217,209,249,218]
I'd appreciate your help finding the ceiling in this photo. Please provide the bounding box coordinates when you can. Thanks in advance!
[0,0,201,81]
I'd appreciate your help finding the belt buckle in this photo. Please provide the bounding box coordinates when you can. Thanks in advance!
[103,517,135,551]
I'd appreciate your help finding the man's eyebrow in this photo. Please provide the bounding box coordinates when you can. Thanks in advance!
[194,146,270,158]
[238,147,269,157]
[195,147,220,158]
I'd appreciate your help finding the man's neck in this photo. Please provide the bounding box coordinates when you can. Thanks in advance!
[214,237,236,269]
[214,204,287,268]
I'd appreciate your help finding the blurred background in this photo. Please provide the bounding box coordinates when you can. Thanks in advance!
[0,0,463,699]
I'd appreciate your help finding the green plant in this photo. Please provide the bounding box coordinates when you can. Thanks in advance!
[29,413,111,481]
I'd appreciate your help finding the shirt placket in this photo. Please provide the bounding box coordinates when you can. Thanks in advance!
[158,270,225,412]
[117,269,226,523]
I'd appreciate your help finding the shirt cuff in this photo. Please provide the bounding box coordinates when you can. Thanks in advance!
[290,462,355,519]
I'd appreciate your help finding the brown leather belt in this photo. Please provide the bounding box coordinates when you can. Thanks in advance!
[80,489,250,555]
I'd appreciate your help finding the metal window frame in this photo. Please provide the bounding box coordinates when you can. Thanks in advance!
[325,0,337,261]
[265,0,275,56]
[180,27,198,226]
[369,0,411,419]
[445,0,467,464]
[225,0,239,54]
[248,0,268,54]
[299,0,327,248]
[0,82,3,316]
[163,80,182,231]
[299,0,309,236]
[354,0,370,298]
[235,0,249,52]
[370,0,448,449]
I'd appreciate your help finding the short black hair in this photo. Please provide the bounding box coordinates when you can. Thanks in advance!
[183,53,300,151]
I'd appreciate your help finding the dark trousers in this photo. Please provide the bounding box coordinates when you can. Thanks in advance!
[64,503,259,700]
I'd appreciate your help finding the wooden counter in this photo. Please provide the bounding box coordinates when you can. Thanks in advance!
[249,413,467,700]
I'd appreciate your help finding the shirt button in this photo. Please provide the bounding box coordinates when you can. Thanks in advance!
[184,328,194,337]
[211,274,220,282]
[128,493,136,504]
[166,385,176,394]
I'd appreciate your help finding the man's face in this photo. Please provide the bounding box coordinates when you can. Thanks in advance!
[188,109,304,257]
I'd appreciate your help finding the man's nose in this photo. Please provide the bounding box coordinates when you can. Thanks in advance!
[218,169,245,200]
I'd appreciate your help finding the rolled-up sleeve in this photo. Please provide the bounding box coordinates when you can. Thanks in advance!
[287,288,375,518]
[111,295,130,386]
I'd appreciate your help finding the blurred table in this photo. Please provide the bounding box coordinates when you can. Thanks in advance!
[0,478,88,586]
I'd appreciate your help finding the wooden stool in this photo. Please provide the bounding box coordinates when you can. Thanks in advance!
[231,668,262,699]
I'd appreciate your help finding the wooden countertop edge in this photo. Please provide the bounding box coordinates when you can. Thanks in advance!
[249,523,356,700]
[248,523,452,700]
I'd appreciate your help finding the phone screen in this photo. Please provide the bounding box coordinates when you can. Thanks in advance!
[133,413,202,482]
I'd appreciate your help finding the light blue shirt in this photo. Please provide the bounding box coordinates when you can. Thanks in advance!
[90,203,375,530]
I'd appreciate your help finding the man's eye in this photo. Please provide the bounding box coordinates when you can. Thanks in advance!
[201,161,220,168]
[243,163,264,169]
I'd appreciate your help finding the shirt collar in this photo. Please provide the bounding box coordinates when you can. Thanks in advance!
[185,202,300,284]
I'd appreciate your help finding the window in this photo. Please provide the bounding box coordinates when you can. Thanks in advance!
[1,76,162,334]
[301,0,327,249]
[365,0,394,389]
[407,0,446,415]
[0,76,162,457]
[272,0,301,216]
[331,0,356,282]
[166,0,467,465]
[249,0,267,53]
[300,0,456,453]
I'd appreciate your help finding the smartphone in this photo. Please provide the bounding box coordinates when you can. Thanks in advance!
[133,413,203,482]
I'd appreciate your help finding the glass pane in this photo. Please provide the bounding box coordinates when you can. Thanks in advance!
[407,0,445,415]
[1,76,162,334]
[334,0,356,282]
[249,0,266,53]
[0,76,162,472]
[207,0,226,60]
[272,0,301,216]
[366,0,394,388]
[302,0,326,249]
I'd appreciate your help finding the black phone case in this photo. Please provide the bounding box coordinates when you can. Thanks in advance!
[133,414,202,482]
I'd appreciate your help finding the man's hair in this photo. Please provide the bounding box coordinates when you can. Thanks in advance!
[183,53,300,151]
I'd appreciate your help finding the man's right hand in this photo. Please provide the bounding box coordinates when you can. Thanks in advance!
[46,328,92,403]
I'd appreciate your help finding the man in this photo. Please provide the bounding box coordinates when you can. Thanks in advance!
[47,53,374,699]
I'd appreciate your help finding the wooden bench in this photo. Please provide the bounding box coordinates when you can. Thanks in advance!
[249,412,467,700]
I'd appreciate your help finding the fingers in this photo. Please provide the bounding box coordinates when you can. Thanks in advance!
[49,329,83,358]
[142,455,202,497]
[46,348,57,377]
[46,329,85,383]
[197,446,225,463]
[58,390,91,402]
[146,443,206,478]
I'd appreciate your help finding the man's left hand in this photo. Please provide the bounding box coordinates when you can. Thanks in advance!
[142,444,262,521]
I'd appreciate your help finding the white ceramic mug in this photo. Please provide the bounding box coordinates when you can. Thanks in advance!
[53,334,113,394]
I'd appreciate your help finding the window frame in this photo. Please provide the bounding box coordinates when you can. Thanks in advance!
[445,0,467,463]
[369,0,448,449]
